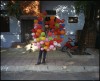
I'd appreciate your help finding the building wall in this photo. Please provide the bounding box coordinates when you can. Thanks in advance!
[0,17,21,48]
[40,1,85,46]
[0,1,85,48]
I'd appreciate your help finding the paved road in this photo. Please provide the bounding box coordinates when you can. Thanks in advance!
[1,71,99,80]
[1,48,99,80]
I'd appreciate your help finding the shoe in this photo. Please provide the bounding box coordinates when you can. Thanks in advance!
[41,61,46,64]
[35,62,41,65]
[42,58,46,64]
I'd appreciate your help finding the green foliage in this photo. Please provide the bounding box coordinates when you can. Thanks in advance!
[74,1,100,51]
[74,1,99,18]
[6,1,22,19]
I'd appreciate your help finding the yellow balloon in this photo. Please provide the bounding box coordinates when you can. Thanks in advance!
[34,20,38,23]
[44,46,48,50]
[41,37,46,41]
[36,38,40,42]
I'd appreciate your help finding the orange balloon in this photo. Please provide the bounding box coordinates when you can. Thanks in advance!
[60,30,65,35]
[57,30,61,35]
[36,32,40,37]
[37,29,42,34]
[50,16,55,20]
[57,35,60,39]
[45,42,50,46]
[54,31,57,35]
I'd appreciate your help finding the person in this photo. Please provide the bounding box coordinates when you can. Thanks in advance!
[35,49,47,65]
[25,32,30,44]
[35,27,49,65]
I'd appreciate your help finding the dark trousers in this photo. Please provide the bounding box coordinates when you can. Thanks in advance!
[37,50,47,63]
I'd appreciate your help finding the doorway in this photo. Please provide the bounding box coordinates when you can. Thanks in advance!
[21,19,34,43]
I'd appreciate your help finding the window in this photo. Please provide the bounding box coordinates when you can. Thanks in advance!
[46,10,56,15]
[1,1,10,32]
[68,17,78,23]
[0,10,10,32]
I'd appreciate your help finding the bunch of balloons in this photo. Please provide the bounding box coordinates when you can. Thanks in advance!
[31,11,66,51]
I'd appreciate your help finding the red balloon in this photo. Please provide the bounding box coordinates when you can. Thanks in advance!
[56,40,60,43]
[60,39,63,42]
[35,28,38,31]
[51,29,54,32]
[42,11,47,16]
[37,24,42,29]
[38,17,43,21]
[56,18,61,23]
[45,21,49,25]
[49,20,55,25]
[49,40,54,45]
[53,38,57,41]
[59,24,64,28]
[48,31,52,36]
[57,30,61,35]
[61,19,65,23]
[57,39,63,43]
[49,25,54,28]
[34,35,38,38]
[31,29,36,32]
[52,26,55,29]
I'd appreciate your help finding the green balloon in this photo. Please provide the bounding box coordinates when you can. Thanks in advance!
[48,37,53,40]
[41,32,45,36]
[41,44,44,47]
[55,23,59,27]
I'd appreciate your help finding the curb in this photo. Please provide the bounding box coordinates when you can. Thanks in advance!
[1,65,99,73]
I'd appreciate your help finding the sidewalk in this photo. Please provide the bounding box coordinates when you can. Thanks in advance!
[1,47,99,72]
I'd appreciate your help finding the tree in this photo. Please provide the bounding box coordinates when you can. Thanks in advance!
[6,1,22,19]
[5,1,40,20]
[74,1,100,53]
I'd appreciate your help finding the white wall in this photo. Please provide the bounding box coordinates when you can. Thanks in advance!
[41,1,85,46]
[0,1,85,48]
[0,17,21,48]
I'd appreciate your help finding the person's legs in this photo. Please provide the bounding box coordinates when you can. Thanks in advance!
[36,50,43,65]
[42,50,47,64]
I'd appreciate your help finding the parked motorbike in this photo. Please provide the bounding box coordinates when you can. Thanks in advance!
[61,38,79,52]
